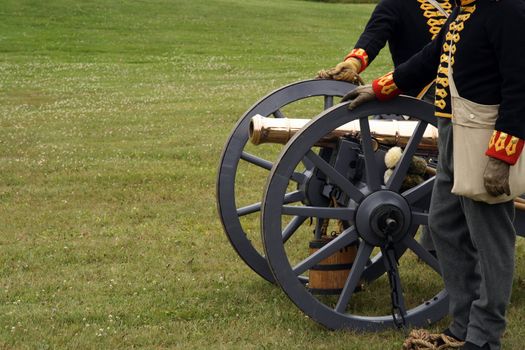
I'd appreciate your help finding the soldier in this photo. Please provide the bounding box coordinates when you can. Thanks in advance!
[317,0,453,97]
[318,0,455,255]
[344,0,525,349]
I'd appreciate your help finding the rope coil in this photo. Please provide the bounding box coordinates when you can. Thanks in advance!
[402,329,464,350]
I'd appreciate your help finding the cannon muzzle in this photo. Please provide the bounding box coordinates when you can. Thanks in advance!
[249,114,439,151]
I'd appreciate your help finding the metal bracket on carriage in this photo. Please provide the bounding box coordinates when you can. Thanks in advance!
[320,139,364,206]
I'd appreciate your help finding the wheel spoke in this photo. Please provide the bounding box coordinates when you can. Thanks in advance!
[241,151,272,170]
[292,227,358,276]
[359,118,381,191]
[324,95,334,110]
[387,120,428,192]
[335,241,374,313]
[237,202,261,217]
[273,109,286,118]
[402,235,441,274]
[282,216,308,243]
[301,157,314,171]
[281,205,355,220]
[241,151,306,183]
[305,150,364,201]
[238,191,304,217]
[411,210,429,226]
[283,190,305,203]
[403,176,435,205]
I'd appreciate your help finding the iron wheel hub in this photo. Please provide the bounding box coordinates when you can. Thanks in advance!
[355,191,412,246]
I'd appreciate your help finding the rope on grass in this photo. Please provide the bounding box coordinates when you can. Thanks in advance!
[402,329,464,350]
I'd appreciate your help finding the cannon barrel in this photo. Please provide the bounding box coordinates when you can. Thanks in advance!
[249,114,439,151]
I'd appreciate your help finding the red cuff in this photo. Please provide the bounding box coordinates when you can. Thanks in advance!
[372,71,401,101]
[344,48,369,73]
[485,130,524,165]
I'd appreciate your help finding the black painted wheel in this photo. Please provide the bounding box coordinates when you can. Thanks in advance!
[262,97,449,330]
[216,79,357,282]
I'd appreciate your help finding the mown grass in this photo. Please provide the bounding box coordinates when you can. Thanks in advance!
[1,0,525,349]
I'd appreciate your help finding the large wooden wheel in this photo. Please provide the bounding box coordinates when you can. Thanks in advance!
[216,79,357,283]
[261,97,449,330]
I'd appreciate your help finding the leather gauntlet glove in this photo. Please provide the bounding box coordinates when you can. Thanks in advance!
[341,84,376,110]
[317,58,364,85]
[483,157,511,196]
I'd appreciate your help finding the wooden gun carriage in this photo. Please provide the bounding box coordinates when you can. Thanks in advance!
[216,80,525,331]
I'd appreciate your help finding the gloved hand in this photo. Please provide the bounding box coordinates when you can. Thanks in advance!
[316,58,364,85]
[483,157,511,196]
[341,84,376,110]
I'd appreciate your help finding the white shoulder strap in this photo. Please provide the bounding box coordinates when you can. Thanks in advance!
[426,0,450,18]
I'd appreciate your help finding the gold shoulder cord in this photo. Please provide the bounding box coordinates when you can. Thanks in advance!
[417,0,453,39]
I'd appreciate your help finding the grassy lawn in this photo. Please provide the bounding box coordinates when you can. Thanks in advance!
[1,0,525,349]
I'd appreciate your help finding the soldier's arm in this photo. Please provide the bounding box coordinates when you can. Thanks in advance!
[317,0,399,82]
[342,9,456,108]
[391,14,452,98]
[484,1,525,165]
[355,20,449,104]
[345,0,400,73]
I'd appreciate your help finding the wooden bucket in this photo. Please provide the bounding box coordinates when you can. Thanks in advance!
[308,237,358,295]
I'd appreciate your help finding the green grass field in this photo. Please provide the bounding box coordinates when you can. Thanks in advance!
[1,0,525,349]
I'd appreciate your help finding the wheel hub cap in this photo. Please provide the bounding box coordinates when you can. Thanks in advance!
[355,191,411,246]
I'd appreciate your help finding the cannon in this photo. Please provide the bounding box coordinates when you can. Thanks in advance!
[216,79,525,331]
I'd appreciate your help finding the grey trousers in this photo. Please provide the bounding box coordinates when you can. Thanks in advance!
[428,118,516,350]
[419,225,434,251]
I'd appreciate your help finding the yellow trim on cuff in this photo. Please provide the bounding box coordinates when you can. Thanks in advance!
[435,112,452,118]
